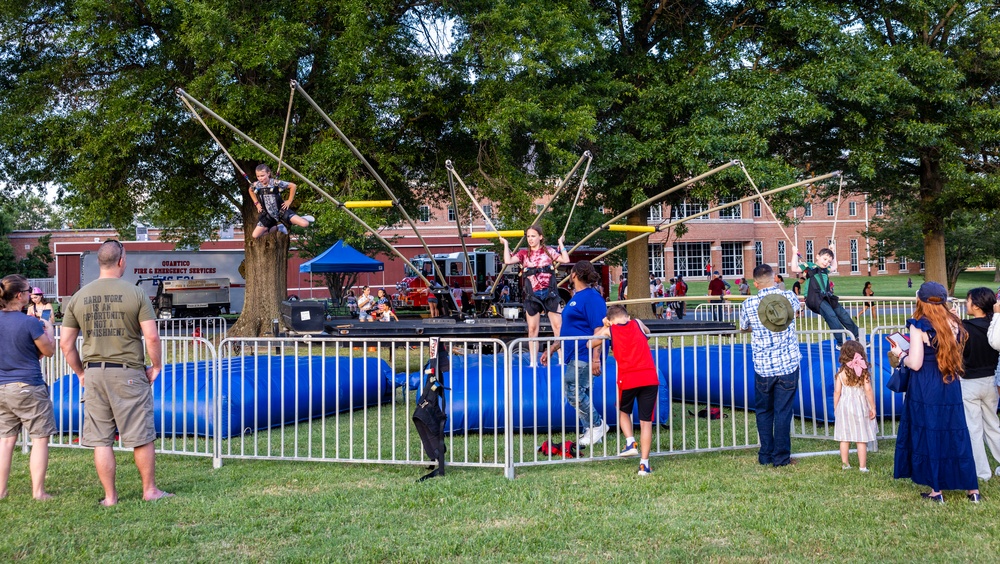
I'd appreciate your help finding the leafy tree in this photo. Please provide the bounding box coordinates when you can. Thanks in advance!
[17,234,54,278]
[868,207,1000,293]
[0,193,65,231]
[0,1,471,336]
[0,210,18,274]
[761,1,1000,285]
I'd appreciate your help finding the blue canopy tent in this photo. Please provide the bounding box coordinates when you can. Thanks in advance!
[298,240,383,301]
[299,240,384,273]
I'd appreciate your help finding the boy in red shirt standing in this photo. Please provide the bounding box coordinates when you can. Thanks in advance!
[592,305,660,475]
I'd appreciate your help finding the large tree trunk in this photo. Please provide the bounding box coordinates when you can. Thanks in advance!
[230,172,290,338]
[919,155,948,288]
[625,209,653,319]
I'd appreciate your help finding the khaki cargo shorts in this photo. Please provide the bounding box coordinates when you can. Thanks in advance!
[0,382,57,438]
[82,366,156,448]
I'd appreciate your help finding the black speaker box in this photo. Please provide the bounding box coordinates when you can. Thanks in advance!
[280,300,326,332]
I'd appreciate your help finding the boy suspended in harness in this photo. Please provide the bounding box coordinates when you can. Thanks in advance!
[790,245,859,348]
[249,164,316,239]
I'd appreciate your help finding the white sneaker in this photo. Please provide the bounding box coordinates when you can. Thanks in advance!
[277,224,289,235]
[301,215,315,223]
[579,422,609,447]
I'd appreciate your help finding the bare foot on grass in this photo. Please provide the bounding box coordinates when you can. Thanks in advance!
[34,493,52,501]
[144,490,174,502]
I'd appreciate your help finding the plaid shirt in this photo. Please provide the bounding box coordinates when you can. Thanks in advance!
[739,286,801,377]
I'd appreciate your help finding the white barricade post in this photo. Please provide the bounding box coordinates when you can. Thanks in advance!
[214,336,508,471]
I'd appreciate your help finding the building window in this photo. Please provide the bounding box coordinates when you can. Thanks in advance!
[648,243,665,279]
[754,241,763,268]
[753,201,761,218]
[804,204,812,217]
[721,242,743,277]
[536,204,545,214]
[827,202,836,216]
[673,242,712,278]
[483,204,494,222]
[898,256,907,271]
[448,206,455,222]
[850,239,859,273]
[777,241,786,275]
[849,202,857,216]
[670,200,709,221]
[719,199,741,220]
[877,241,886,272]
[418,205,430,222]
[875,202,884,216]
[648,204,662,222]
[805,240,814,263]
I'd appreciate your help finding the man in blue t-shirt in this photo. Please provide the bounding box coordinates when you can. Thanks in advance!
[541,261,608,447]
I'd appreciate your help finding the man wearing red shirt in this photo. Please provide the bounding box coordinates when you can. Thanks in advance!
[708,271,726,321]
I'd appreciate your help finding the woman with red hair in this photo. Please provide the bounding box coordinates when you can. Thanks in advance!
[891,282,980,503]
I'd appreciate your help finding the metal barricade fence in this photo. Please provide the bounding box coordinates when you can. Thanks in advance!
[53,317,228,342]
[156,317,228,342]
[214,336,509,470]
[505,328,868,476]
[47,335,218,459]
[38,325,901,476]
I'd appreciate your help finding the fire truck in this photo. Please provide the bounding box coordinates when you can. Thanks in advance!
[395,246,612,309]
[395,251,499,308]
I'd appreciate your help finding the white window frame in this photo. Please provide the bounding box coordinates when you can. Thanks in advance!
[827,202,836,216]
[418,205,430,222]
[673,242,712,278]
[754,241,763,267]
[721,242,743,277]
[805,240,814,263]
[777,241,786,275]
[719,199,741,220]
[848,202,857,216]
[648,243,665,279]
[670,199,709,221]
[448,206,455,222]
[804,204,812,217]
[648,204,663,222]
[850,239,859,273]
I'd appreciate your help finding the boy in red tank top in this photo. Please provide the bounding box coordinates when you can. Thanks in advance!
[591,305,660,475]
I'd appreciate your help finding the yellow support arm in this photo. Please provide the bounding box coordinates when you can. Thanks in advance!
[343,200,393,208]
[608,224,656,233]
[469,230,526,239]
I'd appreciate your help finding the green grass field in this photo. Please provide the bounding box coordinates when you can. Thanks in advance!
[2,436,1000,561]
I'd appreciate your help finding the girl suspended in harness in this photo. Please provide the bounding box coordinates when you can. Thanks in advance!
[248,164,315,239]
[501,223,570,367]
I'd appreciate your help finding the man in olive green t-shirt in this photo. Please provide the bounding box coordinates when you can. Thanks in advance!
[60,240,172,506]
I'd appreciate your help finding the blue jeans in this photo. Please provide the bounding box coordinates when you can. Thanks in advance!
[564,360,603,431]
[754,369,799,466]
[817,299,859,345]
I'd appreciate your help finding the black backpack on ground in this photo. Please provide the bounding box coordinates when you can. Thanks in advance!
[412,339,449,481]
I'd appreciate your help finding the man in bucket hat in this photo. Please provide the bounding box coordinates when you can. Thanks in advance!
[740,263,801,467]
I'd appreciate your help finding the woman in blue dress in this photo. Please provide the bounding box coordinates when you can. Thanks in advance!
[891,282,980,503]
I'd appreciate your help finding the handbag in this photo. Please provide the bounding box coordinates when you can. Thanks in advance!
[887,365,909,394]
